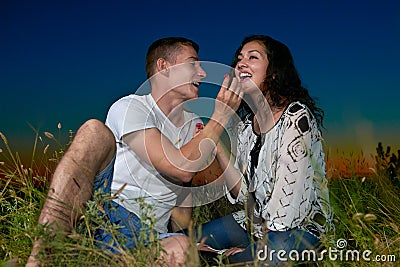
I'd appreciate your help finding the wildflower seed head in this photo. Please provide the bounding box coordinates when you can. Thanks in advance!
[363,213,377,222]
[43,144,49,154]
[0,132,8,145]
[44,132,55,139]
[352,212,364,221]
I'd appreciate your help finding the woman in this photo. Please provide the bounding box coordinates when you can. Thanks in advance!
[197,35,334,265]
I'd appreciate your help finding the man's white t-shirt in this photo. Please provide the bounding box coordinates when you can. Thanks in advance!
[105,94,202,233]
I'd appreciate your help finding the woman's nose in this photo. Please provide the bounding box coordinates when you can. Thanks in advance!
[237,59,247,69]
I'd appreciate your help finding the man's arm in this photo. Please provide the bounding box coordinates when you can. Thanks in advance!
[170,192,192,232]
[123,75,243,183]
[123,119,223,182]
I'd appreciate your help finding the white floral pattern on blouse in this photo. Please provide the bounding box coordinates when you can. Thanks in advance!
[225,102,334,239]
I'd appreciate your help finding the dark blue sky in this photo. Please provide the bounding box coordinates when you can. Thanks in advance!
[1,0,399,158]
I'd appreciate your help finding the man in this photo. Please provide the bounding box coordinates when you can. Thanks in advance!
[27,37,242,266]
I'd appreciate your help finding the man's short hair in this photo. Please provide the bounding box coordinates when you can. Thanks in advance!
[145,37,199,79]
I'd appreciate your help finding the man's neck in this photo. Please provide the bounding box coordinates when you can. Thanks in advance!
[151,90,185,127]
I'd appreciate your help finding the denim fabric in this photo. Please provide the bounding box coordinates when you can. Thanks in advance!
[91,156,184,253]
[197,213,320,265]
[92,156,153,252]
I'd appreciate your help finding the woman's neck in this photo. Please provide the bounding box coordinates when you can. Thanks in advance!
[252,106,284,135]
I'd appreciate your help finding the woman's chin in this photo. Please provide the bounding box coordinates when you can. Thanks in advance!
[241,83,262,95]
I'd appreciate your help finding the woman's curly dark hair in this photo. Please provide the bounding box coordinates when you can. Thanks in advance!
[233,35,324,128]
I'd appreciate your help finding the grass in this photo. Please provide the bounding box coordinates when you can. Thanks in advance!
[0,127,399,266]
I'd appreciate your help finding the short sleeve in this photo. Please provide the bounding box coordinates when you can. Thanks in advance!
[105,96,156,141]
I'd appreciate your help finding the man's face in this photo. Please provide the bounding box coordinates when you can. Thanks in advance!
[167,45,206,100]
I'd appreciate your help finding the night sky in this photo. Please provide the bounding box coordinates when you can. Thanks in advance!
[1,0,399,161]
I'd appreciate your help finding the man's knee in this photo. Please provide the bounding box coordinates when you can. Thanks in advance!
[66,119,115,172]
[75,119,115,151]
[80,119,113,140]
[166,235,190,250]
[160,235,190,265]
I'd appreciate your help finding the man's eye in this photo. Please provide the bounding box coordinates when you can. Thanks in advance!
[191,61,201,68]
[249,56,258,59]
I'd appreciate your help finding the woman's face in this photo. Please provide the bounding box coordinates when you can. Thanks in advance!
[235,40,269,93]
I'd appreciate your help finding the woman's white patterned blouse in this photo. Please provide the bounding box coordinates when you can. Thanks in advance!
[226,101,334,239]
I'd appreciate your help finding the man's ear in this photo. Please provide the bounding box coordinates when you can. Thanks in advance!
[156,58,170,77]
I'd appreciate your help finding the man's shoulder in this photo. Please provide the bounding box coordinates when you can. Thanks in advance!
[112,93,147,105]
[109,94,152,111]
[105,94,156,136]
[106,94,154,125]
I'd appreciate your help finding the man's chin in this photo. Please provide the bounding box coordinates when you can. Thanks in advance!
[186,95,198,101]
[189,87,199,99]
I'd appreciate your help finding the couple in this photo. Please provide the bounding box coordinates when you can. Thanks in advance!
[27,35,333,266]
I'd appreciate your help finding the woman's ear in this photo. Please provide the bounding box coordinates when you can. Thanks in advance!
[156,58,170,77]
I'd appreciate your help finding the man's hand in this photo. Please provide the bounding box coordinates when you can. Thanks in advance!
[213,74,243,125]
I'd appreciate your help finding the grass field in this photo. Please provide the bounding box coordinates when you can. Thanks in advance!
[1,128,399,266]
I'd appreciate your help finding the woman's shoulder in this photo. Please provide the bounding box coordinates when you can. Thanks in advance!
[281,101,318,133]
[286,101,309,115]
[284,101,316,120]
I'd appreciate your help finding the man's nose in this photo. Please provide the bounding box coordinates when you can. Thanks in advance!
[198,65,207,78]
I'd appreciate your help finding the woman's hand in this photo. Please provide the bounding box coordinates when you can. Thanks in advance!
[222,247,245,256]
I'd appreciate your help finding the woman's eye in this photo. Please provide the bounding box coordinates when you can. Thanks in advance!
[249,56,258,59]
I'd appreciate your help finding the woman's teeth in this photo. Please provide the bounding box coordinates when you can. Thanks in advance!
[240,73,252,80]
